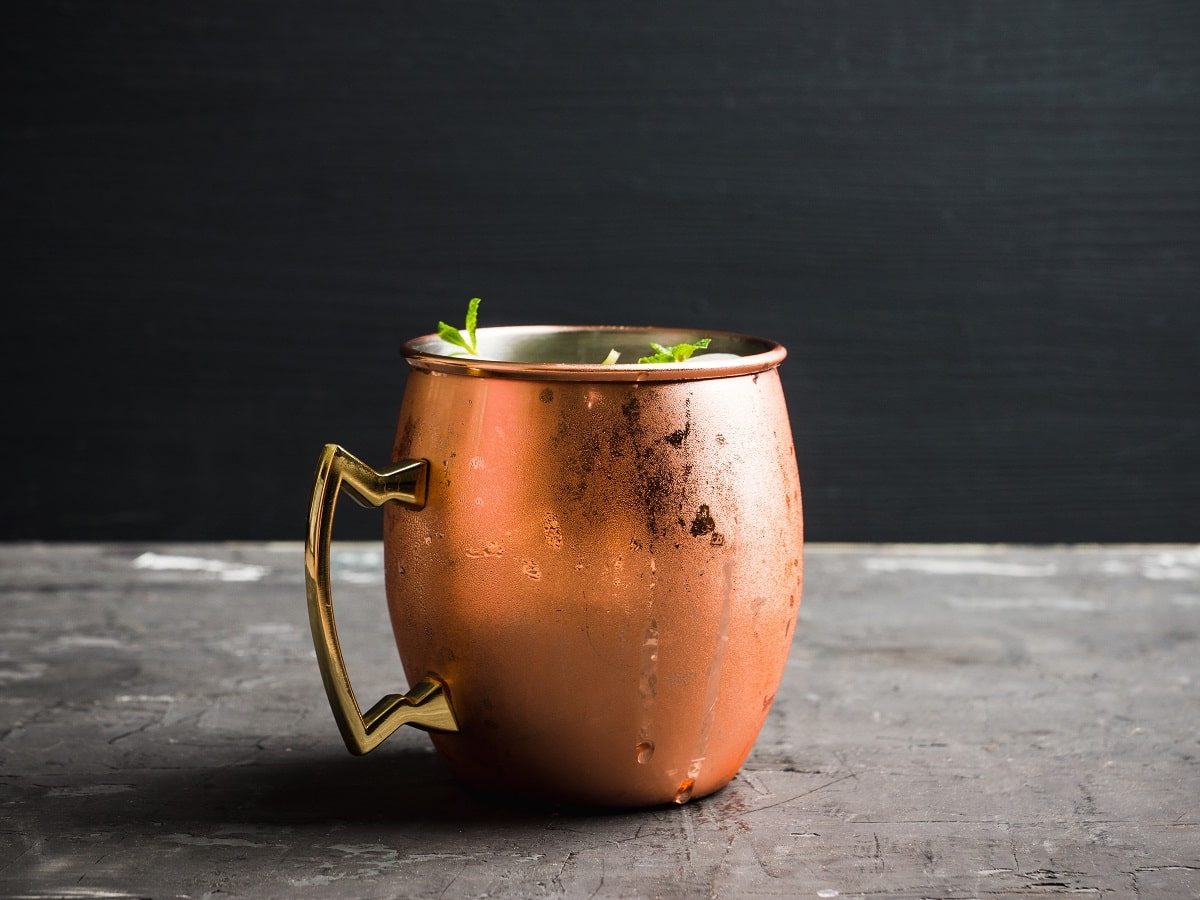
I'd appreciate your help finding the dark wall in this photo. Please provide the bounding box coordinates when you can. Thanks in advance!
[5,2,1199,542]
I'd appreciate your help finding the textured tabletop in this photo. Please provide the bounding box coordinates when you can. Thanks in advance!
[1,544,1198,899]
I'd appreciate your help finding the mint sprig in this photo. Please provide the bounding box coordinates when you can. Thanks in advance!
[438,297,481,355]
[638,338,712,364]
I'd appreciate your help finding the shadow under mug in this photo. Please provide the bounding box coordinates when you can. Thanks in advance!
[305,326,804,808]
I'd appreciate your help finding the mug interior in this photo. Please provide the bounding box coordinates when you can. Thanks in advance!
[402,325,786,382]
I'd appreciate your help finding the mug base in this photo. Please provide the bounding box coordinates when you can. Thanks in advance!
[432,741,739,810]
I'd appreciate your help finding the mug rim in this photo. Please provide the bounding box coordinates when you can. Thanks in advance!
[401,325,787,382]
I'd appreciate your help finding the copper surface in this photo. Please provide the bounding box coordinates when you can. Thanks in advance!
[381,326,804,807]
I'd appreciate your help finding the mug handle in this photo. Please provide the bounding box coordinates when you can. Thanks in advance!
[304,443,459,755]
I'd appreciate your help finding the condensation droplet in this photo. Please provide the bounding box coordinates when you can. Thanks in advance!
[673,778,695,804]
[635,741,655,764]
[465,542,504,559]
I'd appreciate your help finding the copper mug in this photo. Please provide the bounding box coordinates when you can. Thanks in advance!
[305,326,803,807]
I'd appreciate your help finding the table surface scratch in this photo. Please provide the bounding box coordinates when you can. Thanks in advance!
[1,544,1198,899]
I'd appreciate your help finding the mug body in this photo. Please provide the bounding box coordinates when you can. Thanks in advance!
[383,327,803,807]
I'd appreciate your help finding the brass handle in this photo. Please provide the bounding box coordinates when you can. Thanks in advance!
[304,443,459,755]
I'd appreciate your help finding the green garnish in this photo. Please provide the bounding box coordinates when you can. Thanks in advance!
[438,297,481,355]
[601,349,621,365]
[638,338,712,364]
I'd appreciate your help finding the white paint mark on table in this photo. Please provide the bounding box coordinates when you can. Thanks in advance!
[246,622,300,636]
[863,557,1057,577]
[336,570,383,585]
[0,662,47,681]
[333,548,384,567]
[42,635,129,651]
[132,552,269,582]
[1142,550,1199,581]
[330,548,385,584]
[116,694,175,703]
[327,843,398,860]
[325,844,472,864]
[46,784,134,797]
[168,833,280,848]
[944,596,1103,612]
[1102,549,1200,580]
[403,853,476,863]
[291,873,349,887]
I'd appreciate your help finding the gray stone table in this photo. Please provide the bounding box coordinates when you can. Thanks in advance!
[1,544,1198,899]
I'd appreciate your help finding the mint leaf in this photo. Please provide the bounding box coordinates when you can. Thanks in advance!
[465,297,481,351]
[637,338,712,364]
[638,349,673,364]
[637,343,674,363]
[437,298,482,354]
[671,337,710,362]
[438,320,470,350]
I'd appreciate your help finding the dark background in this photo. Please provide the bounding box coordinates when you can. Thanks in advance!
[5,2,1198,542]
